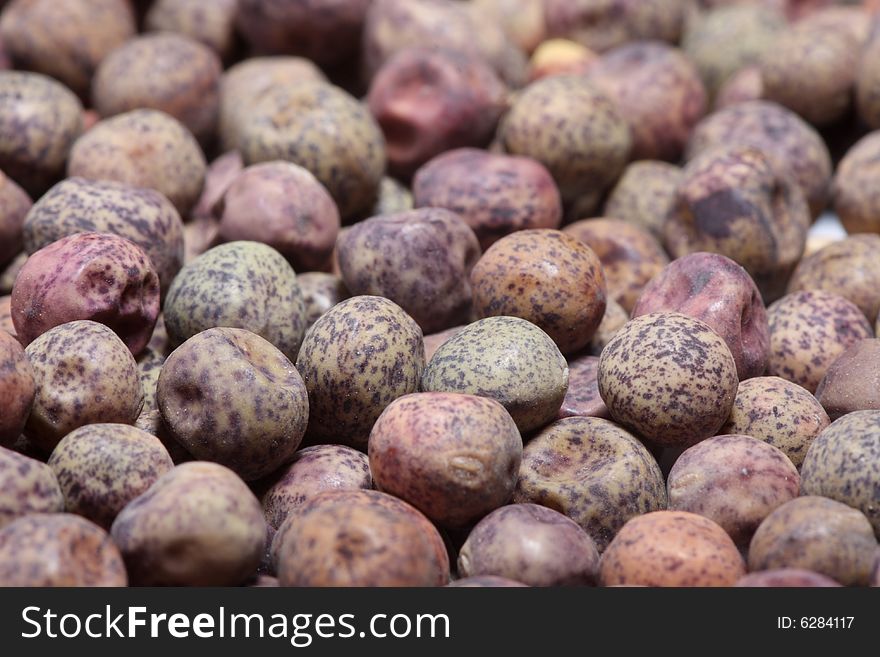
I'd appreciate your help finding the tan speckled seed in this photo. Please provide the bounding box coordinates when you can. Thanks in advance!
[800,411,880,537]
[0,71,83,196]
[721,376,829,468]
[146,0,238,62]
[158,328,309,481]
[599,510,746,587]
[832,132,880,234]
[748,496,878,586]
[421,316,568,433]
[24,320,142,453]
[295,295,424,450]
[0,446,63,529]
[686,100,832,219]
[67,109,206,216]
[603,160,682,240]
[598,312,739,446]
[563,218,668,313]
[261,444,372,529]
[766,290,873,394]
[787,234,880,324]
[48,423,173,530]
[665,144,810,302]
[111,461,267,586]
[273,489,449,587]
[21,177,184,295]
[92,33,221,144]
[162,241,306,361]
[667,434,799,547]
[470,229,606,355]
[0,512,126,586]
[369,392,522,528]
[499,75,631,207]
[514,417,665,552]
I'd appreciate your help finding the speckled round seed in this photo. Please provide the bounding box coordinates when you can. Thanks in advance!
[0,446,63,529]
[563,218,668,313]
[163,241,306,361]
[458,503,599,587]
[111,461,267,586]
[11,232,159,355]
[602,160,682,240]
[273,489,449,587]
[235,81,385,221]
[217,161,340,273]
[145,0,238,62]
[338,209,481,335]
[369,392,522,528]
[367,47,507,180]
[788,235,880,325]
[0,0,135,98]
[721,376,830,468]
[587,41,706,162]
[0,169,31,269]
[412,148,562,251]
[600,510,746,587]
[0,513,126,586]
[767,290,873,394]
[158,328,308,481]
[598,312,739,446]
[499,75,631,207]
[296,295,424,449]
[24,320,142,453]
[447,576,528,587]
[667,434,799,547]
[557,354,608,421]
[67,109,207,216]
[0,71,83,196]
[514,417,666,551]
[0,330,34,446]
[470,229,606,355]
[21,177,185,295]
[48,423,173,529]
[261,444,372,530]
[686,100,832,218]
[92,33,221,144]
[800,411,880,537]
[760,20,858,127]
[631,252,769,380]
[421,316,567,433]
[748,496,878,586]
[298,272,349,329]
[735,569,842,587]
[665,144,810,302]
[218,56,326,153]
[682,5,785,98]
[833,132,880,234]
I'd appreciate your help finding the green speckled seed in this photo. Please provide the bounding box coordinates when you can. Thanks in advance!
[163,241,306,361]
[421,316,568,433]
